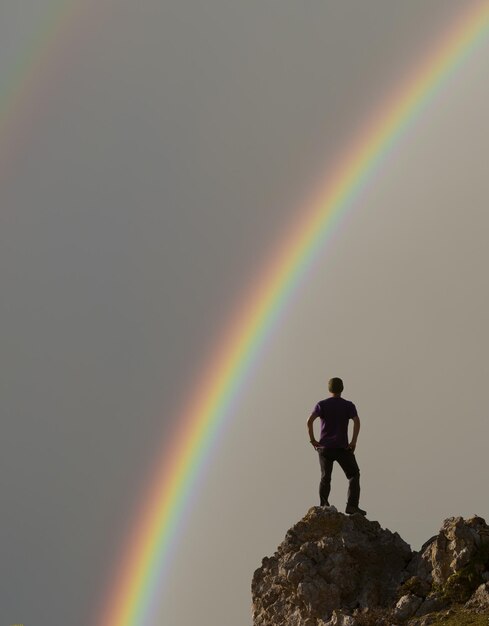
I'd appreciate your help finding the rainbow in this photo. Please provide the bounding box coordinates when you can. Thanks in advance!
[0,0,106,182]
[94,3,489,625]
[3,2,487,626]
[1,1,70,170]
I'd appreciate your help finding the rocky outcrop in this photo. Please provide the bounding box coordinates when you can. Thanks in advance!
[252,506,411,625]
[404,514,489,621]
[252,508,489,625]
[409,515,489,586]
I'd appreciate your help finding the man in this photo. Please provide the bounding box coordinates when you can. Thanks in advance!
[307,377,366,516]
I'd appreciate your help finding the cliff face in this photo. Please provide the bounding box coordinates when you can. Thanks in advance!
[252,507,489,626]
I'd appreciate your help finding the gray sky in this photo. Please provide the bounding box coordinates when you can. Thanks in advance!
[1,1,488,625]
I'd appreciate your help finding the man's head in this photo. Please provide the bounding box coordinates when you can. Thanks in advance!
[328,377,344,395]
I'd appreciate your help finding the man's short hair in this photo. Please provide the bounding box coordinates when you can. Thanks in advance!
[328,377,344,394]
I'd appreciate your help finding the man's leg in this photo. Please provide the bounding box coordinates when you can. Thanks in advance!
[336,449,361,509]
[318,449,334,506]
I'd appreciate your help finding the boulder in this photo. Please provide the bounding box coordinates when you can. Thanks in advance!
[465,581,489,612]
[392,593,423,621]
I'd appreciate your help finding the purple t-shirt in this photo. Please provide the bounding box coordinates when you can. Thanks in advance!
[311,397,358,449]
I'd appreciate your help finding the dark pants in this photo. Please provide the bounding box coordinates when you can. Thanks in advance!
[318,447,360,507]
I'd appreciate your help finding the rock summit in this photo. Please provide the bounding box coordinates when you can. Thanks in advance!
[252,507,489,625]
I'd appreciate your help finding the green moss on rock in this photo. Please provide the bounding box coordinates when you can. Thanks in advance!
[423,608,489,625]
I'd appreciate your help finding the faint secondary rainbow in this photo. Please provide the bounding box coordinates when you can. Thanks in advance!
[98,3,489,626]
[0,0,104,183]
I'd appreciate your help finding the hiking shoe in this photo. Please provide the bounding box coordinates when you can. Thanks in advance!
[345,504,367,516]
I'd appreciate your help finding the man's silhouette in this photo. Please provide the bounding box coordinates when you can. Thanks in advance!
[307,377,366,516]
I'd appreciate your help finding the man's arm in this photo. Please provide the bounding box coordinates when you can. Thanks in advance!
[307,414,321,449]
[348,415,360,451]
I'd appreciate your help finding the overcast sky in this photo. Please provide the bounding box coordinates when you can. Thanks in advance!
[1,2,488,625]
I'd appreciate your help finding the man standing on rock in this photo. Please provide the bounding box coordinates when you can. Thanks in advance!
[307,377,366,516]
